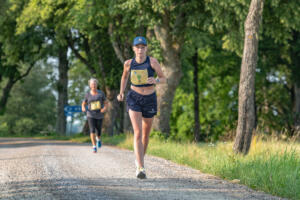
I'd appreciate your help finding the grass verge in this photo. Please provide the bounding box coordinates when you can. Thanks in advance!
[105,134,300,200]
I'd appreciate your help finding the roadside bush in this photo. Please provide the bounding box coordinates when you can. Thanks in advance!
[14,118,36,135]
[0,120,9,136]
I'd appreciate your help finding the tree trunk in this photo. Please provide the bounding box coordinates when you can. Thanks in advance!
[0,64,34,115]
[234,0,264,155]
[153,60,181,135]
[152,22,182,135]
[102,89,119,136]
[123,83,132,133]
[262,86,270,133]
[193,51,200,142]
[81,120,90,135]
[55,45,68,135]
[290,31,300,136]
[293,84,300,134]
[0,76,14,115]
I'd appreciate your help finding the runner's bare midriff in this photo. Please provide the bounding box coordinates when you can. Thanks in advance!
[131,85,155,95]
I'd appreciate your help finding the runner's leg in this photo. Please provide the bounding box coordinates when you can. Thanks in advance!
[142,117,154,155]
[95,119,102,148]
[90,133,96,146]
[129,109,144,168]
[87,117,97,151]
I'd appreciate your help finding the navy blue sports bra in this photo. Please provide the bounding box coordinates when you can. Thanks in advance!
[130,56,155,87]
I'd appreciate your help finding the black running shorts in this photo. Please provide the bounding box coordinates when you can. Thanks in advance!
[126,90,157,118]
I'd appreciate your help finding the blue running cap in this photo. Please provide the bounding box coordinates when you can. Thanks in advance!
[133,36,147,46]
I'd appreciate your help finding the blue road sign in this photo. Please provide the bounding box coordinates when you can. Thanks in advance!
[64,105,82,113]
[64,105,84,117]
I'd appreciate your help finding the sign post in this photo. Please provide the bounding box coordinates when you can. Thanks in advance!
[64,105,84,135]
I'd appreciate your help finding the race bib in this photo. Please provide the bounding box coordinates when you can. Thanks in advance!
[90,101,101,110]
[131,69,148,85]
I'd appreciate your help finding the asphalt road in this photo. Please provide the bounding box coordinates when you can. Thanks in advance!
[0,138,284,200]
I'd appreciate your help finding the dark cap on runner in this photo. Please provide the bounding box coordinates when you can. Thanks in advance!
[133,36,147,46]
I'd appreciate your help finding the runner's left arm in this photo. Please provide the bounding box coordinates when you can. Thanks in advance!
[101,100,108,113]
[149,57,167,84]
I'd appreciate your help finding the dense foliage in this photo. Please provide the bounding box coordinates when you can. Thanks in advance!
[0,64,56,135]
[0,0,299,140]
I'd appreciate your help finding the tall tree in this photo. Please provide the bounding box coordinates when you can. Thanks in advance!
[206,0,300,137]
[55,44,69,135]
[193,50,200,142]
[66,1,123,135]
[113,0,205,135]
[107,18,135,134]
[290,31,300,135]
[234,0,264,154]
[16,0,72,135]
[0,63,56,135]
[0,0,45,115]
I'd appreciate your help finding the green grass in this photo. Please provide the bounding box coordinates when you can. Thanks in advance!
[4,133,299,199]
[105,134,300,200]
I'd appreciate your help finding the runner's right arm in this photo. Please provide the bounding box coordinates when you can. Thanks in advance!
[82,94,88,112]
[117,59,131,101]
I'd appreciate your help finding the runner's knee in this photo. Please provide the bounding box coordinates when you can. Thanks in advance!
[134,131,142,140]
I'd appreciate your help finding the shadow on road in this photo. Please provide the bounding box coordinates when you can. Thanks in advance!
[0,177,263,200]
[0,138,88,149]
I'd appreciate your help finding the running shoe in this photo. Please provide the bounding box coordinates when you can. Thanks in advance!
[92,147,97,153]
[97,140,102,148]
[136,167,146,179]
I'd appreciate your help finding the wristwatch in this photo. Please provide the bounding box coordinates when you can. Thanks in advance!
[155,78,160,83]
